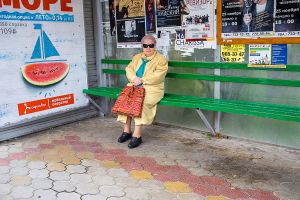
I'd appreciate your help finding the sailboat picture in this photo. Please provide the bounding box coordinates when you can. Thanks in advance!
[22,24,69,86]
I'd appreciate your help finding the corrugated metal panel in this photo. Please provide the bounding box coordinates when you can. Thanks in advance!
[0,0,99,141]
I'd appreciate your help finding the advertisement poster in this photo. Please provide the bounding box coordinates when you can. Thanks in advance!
[145,0,157,33]
[156,0,181,28]
[182,0,215,41]
[175,29,216,50]
[271,44,287,65]
[0,1,88,127]
[116,0,146,47]
[222,0,275,39]
[248,44,287,68]
[221,44,245,62]
[275,0,300,37]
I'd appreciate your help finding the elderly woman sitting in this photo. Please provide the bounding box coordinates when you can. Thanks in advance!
[117,35,168,148]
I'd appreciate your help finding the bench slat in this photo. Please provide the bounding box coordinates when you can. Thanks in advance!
[83,87,300,122]
[102,59,300,72]
[102,69,300,87]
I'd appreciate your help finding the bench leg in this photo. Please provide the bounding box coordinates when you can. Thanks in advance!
[85,95,106,116]
[196,109,216,136]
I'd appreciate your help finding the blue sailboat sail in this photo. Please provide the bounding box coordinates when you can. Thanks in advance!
[30,24,60,60]
[43,31,60,58]
[31,37,42,59]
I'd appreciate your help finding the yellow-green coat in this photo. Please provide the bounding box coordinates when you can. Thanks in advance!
[117,51,168,125]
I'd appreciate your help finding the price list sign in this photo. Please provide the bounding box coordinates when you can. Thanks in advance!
[221,44,245,63]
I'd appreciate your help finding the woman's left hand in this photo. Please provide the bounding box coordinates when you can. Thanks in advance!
[133,77,142,86]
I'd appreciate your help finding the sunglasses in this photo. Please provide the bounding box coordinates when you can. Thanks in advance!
[143,43,155,48]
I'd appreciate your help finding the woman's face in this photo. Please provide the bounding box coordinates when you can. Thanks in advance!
[142,38,156,57]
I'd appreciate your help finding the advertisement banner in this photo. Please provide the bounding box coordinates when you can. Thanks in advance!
[182,0,215,41]
[0,1,88,127]
[275,0,300,37]
[116,0,146,47]
[156,0,181,28]
[248,44,287,68]
[221,0,275,39]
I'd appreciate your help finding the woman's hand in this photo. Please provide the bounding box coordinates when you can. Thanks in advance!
[133,77,142,86]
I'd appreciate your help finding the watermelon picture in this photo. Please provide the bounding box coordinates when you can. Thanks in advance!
[22,62,69,86]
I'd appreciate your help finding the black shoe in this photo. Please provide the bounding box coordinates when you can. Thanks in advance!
[118,132,132,143]
[128,137,143,149]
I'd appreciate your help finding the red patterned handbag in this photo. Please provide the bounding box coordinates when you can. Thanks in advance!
[112,86,145,118]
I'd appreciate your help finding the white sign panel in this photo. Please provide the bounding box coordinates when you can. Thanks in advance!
[0,0,88,127]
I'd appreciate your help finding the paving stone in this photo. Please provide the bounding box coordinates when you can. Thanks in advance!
[0,184,12,195]
[87,166,107,176]
[0,146,9,152]
[26,153,44,161]
[29,169,49,179]
[115,177,140,187]
[176,159,199,168]
[176,193,205,200]
[9,160,27,168]
[99,185,125,197]
[9,167,29,176]
[81,159,101,167]
[82,194,107,200]
[52,180,76,192]
[44,155,62,163]
[188,167,213,176]
[93,175,115,186]
[107,197,131,200]
[31,178,53,190]
[70,173,92,183]
[8,148,24,154]
[107,168,129,177]
[57,192,81,200]
[150,191,178,200]
[164,181,192,193]
[49,171,70,181]
[0,152,9,158]
[27,161,46,169]
[130,170,153,180]
[10,186,34,199]
[66,164,86,173]
[0,166,10,174]
[139,179,164,191]
[100,160,120,168]
[76,152,94,159]
[10,176,32,186]
[124,187,152,200]
[62,156,81,165]
[0,174,11,184]
[76,182,99,195]
[47,162,66,171]
[0,195,13,200]
[33,189,57,200]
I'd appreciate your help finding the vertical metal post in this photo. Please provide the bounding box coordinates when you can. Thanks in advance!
[214,44,221,133]
[92,0,109,115]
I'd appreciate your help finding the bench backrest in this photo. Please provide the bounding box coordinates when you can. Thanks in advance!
[101,59,300,87]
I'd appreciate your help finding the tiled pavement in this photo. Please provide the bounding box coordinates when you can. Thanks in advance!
[0,117,299,200]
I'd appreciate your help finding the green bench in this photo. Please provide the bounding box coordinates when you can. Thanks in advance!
[83,59,300,135]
